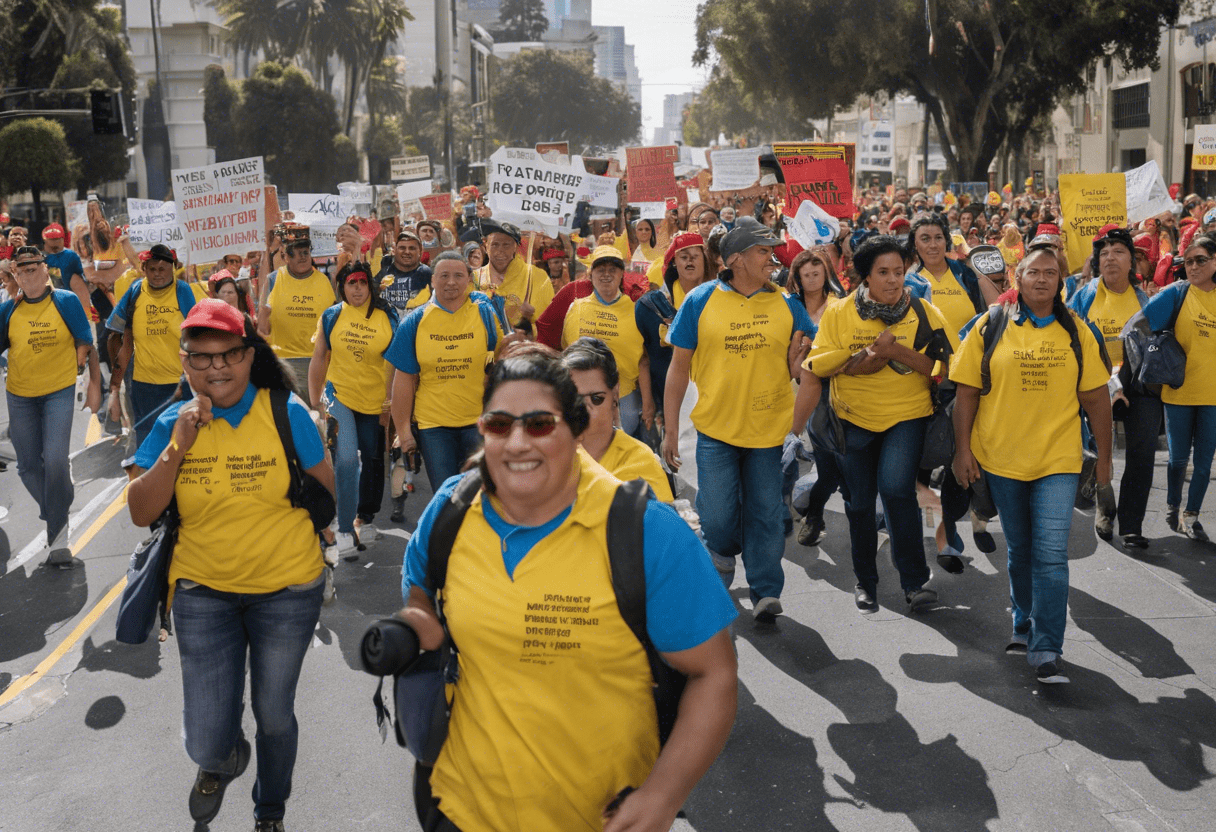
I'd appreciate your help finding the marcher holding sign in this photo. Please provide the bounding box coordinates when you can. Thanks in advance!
[474,218,554,331]
[172,156,265,261]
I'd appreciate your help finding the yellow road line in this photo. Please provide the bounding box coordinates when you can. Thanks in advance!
[0,488,130,710]
[83,413,102,446]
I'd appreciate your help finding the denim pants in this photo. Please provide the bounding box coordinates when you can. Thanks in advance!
[837,417,931,596]
[326,394,385,532]
[802,431,845,520]
[130,379,181,445]
[1115,391,1163,534]
[695,432,785,602]
[173,579,323,822]
[618,388,642,437]
[985,471,1078,664]
[7,386,75,542]
[1163,403,1216,513]
[418,425,482,493]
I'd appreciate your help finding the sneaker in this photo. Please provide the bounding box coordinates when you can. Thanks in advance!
[798,515,825,547]
[1184,512,1209,542]
[1035,659,1070,684]
[389,494,406,523]
[322,566,336,605]
[1121,533,1149,549]
[390,462,406,499]
[753,597,783,622]
[189,735,251,822]
[46,547,76,568]
[1094,509,1114,542]
[936,546,964,575]
[1005,634,1028,654]
[254,821,286,832]
[334,532,357,555]
[854,585,879,613]
[1167,505,1184,534]
[905,587,938,611]
[970,510,996,554]
[709,551,734,589]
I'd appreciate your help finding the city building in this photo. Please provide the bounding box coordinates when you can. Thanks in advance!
[654,92,694,146]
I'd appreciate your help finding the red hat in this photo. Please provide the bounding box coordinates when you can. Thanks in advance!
[1153,254,1175,288]
[137,250,153,262]
[1035,223,1061,237]
[1169,183,1182,200]
[541,248,566,261]
[1093,222,1121,241]
[42,223,65,240]
[576,245,591,258]
[888,217,911,233]
[663,232,705,271]
[1132,235,1155,256]
[0,212,9,224]
[180,298,245,335]
[1181,221,1200,253]
[208,268,235,285]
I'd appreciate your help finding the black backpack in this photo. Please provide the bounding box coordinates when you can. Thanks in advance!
[268,387,337,532]
[426,469,687,745]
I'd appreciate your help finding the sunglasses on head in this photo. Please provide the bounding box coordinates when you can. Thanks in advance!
[480,410,561,437]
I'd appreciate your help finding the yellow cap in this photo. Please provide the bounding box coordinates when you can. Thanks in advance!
[589,245,625,268]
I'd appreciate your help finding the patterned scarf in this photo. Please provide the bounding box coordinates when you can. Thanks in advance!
[855,283,911,325]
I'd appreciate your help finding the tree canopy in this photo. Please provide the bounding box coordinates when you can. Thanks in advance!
[495,0,549,42]
[694,0,1183,179]
[0,119,80,220]
[490,50,640,151]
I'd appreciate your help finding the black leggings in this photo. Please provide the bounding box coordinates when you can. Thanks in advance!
[414,763,463,831]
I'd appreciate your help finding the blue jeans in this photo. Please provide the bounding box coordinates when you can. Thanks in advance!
[1163,403,1216,513]
[985,472,1078,664]
[173,579,323,822]
[418,424,482,492]
[619,387,641,437]
[837,417,930,596]
[803,420,846,519]
[695,432,785,602]
[326,393,385,533]
[130,379,182,445]
[7,386,75,541]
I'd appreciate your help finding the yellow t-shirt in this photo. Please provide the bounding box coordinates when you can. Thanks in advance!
[321,302,396,415]
[113,268,139,304]
[1165,283,1216,406]
[5,294,79,397]
[125,281,189,385]
[950,309,1109,480]
[170,388,322,595]
[597,430,673,502]
[431,450,657,832]
[561,293,645,397]
[807,297,957,433]
[1081,280,1142,366]
[914,265,977,335]
[474,257,554,328]
[188,281,208,302]
[645,258,664,290]
[266,267,335,358]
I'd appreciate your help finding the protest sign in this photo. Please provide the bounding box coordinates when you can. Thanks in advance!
[536,142,570,166]
[570,157,619,209]
[171,156,264,261]
[288,193,344,219]
[396,179,433,204]
[786,199,841,248]
[687,188,701,206]
[709,148,762,192]
[420,193,454,221]
[390,155,430,182]
[1194,125,1216,171]
[287,213,339,257]
[635,202,666,220]
[1125,160,1174,224]
[625,145,679,204]
[338,182,374,216]
[486,146,583,235]
[772,143,855,219]
[949,182,990,204]
[264,185,280,232]
[127,199,184,247]
[67,200,88,234]
[1060,173,1126,272]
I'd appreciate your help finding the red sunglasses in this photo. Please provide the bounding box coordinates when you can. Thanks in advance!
[480,410,561,437]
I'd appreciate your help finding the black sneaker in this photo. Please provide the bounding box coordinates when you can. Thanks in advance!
[854,585,878,612]
[798,515,825,547]
[905,587,938,611]
[389,494,406,523]
[1185,512,1209,542]
[1167,505,1183,534]
[1120,533,1149,549]
[1035,660,1070,684]
[189,735,251,823]
[936,551,964,575]
[254,821,286,832]
[972,530,996,554]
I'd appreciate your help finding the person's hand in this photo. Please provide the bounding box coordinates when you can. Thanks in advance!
[519,301,535,320]
[1096,456,1113,487]
[788,330,811,378]
[1112,389,1129,408]
[867,329,898,360]
[952,447,981,488]
[170,395,213,457]
[602,785,679,832]
[399,430,417,455]
[107,390,122,424]
[641,398,655,430]
[840,349,887,375]
[661,430,680,472]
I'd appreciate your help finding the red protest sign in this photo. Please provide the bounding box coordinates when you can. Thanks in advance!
[772,143,855,219]
[626,145,679,204]
[420,193,454,221]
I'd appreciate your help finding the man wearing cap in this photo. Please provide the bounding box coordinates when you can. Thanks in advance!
[541,247,570,293]
[376,230,433,313]
[257,226,336,404]
[106,243,196,444]
[41,223,93,318]
[663,217,816,622]
[474,219,554,332]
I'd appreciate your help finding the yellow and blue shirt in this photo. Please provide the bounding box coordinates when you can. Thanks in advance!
[107,279,197,385]
[265,267,336,359]
[598,429,674,502]
[317,301,399,415]
[561,292,645,397]
[474,257,555,328]
[1142,281,1216,406]
[1,289,93,398]
[1068,279,1146,366]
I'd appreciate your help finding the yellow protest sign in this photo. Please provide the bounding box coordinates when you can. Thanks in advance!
[1193,125,1216,171]
[1060,173,1126,273]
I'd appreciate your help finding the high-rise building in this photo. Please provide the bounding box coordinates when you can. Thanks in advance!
[592,25,641,108]
[654,92,694,145]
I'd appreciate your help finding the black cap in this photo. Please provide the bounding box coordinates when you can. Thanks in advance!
[459,226,484,244]
[719,216,782,263]
[479,218,521,244]
[147,243,176,264]
[12,245,44,265]
[1092,227,1135,261]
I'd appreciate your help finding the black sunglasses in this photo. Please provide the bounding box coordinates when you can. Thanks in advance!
[480,410,561,437]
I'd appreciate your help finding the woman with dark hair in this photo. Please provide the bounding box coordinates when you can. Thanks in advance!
[630,218,661,266]
[127,299,334,830]
[395,352,736,832]
[308,262,399,552]
[209,270,256,321]
[793,235,956,613]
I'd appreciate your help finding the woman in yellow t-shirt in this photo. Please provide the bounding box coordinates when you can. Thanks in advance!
[951,248,1112,685]
[127,299,335,827]
[795,235,955,614]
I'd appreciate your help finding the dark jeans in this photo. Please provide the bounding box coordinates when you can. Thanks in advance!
[7,386,75,541]
[1114,391,1163,535]
[129,379,182,446]
[838,417,931,595]
[327,395,385,532]
[803,436,845,520]
[418,425,482,493]
[173,580,323,822]
[1163,403,1216,513]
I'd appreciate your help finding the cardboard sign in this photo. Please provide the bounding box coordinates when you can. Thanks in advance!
[626,145,679,204]
[486,146,583,235]
[390,155,431,182]
[1194,125,1216,171]
[709,148,762,192]
[171,156,265,260]
[772,143,855,219]
[535,142,570,166]
[1125,160,1174,224]
[420,193,454,221]
[264,185,281,233]
[337,182,374,217]
[1060,173,1127,272]
[127,199,184,247]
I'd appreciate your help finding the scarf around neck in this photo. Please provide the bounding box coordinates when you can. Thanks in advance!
[855,283,911,325]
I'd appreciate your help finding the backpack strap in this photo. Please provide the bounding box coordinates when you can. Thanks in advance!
[979,306,1009,396]
[952,260,986,314]
[638,290,676,325]
[0,299,16,353]
[269,387,306,504]
[425,469,484,600]
[907,295,935,352]
[1167,282,1190,331]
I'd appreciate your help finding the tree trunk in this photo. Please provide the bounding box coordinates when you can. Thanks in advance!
[32,185,43,226]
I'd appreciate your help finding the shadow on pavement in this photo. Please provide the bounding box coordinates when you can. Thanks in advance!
[317,538,411,672]
[76,635,164,679]
[84,694,126,729]
[1069,587,1195,679]
[0,560,89,663]
[1123,536,1216,606]
[70,439,129,483]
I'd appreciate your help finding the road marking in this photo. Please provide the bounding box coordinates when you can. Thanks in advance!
[83,414,102,447]
[71,488,128,555]
[4,479,126,575]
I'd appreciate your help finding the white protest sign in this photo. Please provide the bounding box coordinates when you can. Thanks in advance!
[390,155,431,182]
[288,212,341,257]
[171,156,264,260]
[709,148,761,191]
[396,179,433,204]
[635,202,667,220]
[686,188,701,205]
[127,199,184,247]
[487,147,584,235]
[288,193,344,219]
[1194,125,1216,171]
[1125,160,1175,224]
[337,182,374,217]
[67,200,88,234]
[787,198,841,248]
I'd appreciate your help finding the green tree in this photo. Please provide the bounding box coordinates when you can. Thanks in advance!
[490,50,640,150]
[50,49,135,195]
[400,85,473,166]
[0,119,80,222]
[366,117,413,182]
[494,0,548,42]
[682,67,812,147]
[203,64,243,163]
[694,0,1182,180]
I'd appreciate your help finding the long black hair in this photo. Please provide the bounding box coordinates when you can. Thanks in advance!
[336,261,390,319]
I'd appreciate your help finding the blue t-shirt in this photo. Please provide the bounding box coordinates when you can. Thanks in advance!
[44,249,85,292]
[404,474,738,653]
[133,383,324,470]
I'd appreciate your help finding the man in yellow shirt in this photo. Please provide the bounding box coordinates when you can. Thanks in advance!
[473,219,553,333]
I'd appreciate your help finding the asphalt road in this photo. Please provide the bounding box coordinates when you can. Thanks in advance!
[2,400,1215,832]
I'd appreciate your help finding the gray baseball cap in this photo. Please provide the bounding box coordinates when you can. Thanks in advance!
[720,217,782,262]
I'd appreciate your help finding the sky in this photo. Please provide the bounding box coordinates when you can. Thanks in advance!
[590,1,710,137]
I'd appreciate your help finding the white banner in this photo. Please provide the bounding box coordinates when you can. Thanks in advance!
[288,193,344,219]
[786,198,841,248]
[171,156,265,260]
[287,212,340,257]
[337,182,374,217]
[1125,160,1175,224]
[127,199,185,247]
[709,148,761,192]
[635,202,667,220]
[486,147,584,235]
[390,155,431,182]
[396,179,433,206]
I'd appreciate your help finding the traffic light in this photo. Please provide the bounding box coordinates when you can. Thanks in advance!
[90,90,124,135]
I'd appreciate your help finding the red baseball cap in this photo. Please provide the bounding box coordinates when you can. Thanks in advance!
[663,232,706,271]
[42,223,65,239]
[180,298,246,335]
[137,250,152,262]
[208,268,234,285]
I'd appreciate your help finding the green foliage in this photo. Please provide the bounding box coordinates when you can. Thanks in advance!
[682,67,813,147]
[366,117,409,182]
[694,0,1182,180]
[50,50,132,192]
[495,0,549,42]
[203,65,243,163]
[0,119,81,206]
[367,57,408,129]
[400,85,474,165]
[490,50,640,150]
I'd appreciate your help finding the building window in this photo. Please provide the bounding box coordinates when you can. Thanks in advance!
[1112,83,1150,129]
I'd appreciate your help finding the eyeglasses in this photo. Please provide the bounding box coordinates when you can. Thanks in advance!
[181,345,250,370]
[579,391,609,407]
[480,410,561,437]
[1185,255,1213,269]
